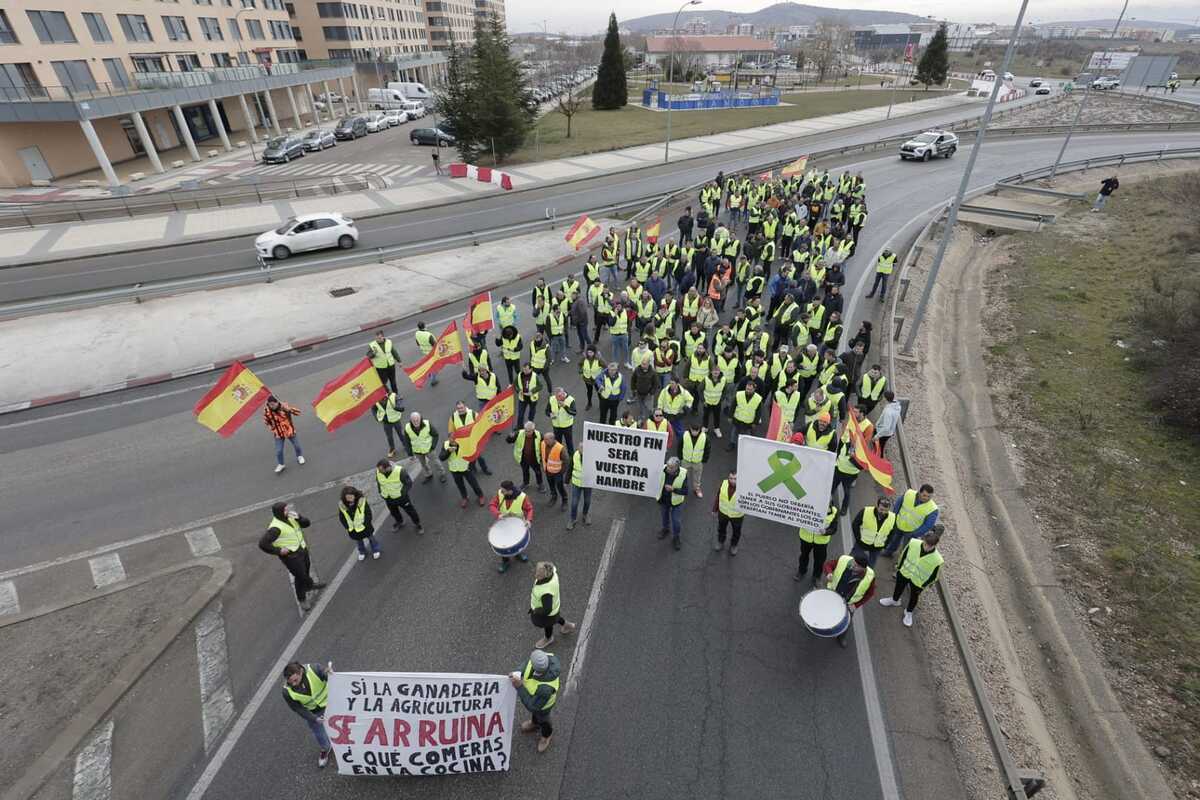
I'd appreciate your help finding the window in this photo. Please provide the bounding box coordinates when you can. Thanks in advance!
[51,60,96,91]
[199,17,223,40]
[131,54,165,72]
[240,0,257,7]
[211,52,233,66]
[163,15,191,41]
[176,53,202,71]
[0,11,18,43]
[317,3,345,18]
[269,20,291,39]
[263,0,284,9]
[291,26,301,40]
[227,18,241,40]
[119,14,154,42]
[81,12,112,42]
[246,19,264,39]
[284,3,295,17]
[27,10,77,43]
[0,63,45,97]
[103,58,131,88]
[194,0,214,5]
[323,25,350,40]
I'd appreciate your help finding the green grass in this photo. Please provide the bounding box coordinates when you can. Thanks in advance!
[985,177,1200,739]
[505,87,960,165]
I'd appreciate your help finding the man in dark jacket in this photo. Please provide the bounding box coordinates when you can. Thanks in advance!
[259,503,325,609]
[282,661,334,768]
[1092,175,1119,212]
[510,649,560,753]
[677,206,694,244]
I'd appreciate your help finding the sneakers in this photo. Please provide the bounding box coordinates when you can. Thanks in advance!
[372,551,381,560]
[672,537,682,551]
[357,552,366,561]
[537,484,547,494]
[460,498,468,509]
[657,528,669,539]
[318,749,330,768]
[498,560,510,573]
[879,597,899,607]
[520,720,537,734]
[729,544,739,556]
[392,518,403,530]
[274,464,286,474]
[566,518,576,530]
[538,736,552,753]
[416,526,425,535]
[297,456,306,465]
[584,514,592,526]
[903,611,914,627]
[713,536,723,551]
[560,621,577,635]
[387,449,396,458]
[439,473,447,483]
[517,553,529,562]
[694,488,704,498]
[536,635,555,648]
[714,428,722,439]
[477,495,486,507]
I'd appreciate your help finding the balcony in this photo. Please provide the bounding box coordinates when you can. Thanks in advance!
[0,61,357,123]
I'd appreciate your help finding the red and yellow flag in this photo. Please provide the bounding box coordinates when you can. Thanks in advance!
[764,403,794,442]
[193,361,270,437]
[645,218,662,244]
[451,385,516,461]
[402,321,463,389]
[312,358,386,432]
[781,155,809,178]
[463,291,494,338]
[846,407,895,495]
[757,169,773,182]
[565,214,600,251]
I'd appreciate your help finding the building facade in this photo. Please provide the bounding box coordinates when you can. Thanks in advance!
[644,35,775,69]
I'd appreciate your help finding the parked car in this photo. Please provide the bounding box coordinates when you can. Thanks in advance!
[255,213,358,260]
[1035,85,1051,95]
[1092,76,1120,91]
[334,116,367,140]
[1029,77,1044,87]
[899,130,958,161]
[410,127,455,146]
[261,136,305,164]
[382,109,407,127]
[364,112,389,133]
[302,129,336,151]
[400,100,426,119]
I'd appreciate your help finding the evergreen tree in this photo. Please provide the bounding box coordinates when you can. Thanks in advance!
[433,38,478,162]
[915,25,950,89]
[468,14,533,163]
[592,13,627,110]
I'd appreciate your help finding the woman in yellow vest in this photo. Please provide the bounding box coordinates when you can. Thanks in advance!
[712,472,745,555]
[880,526,945,627]
[509,649,560,753]
[282,661,333,768]
[258,503,325,610]
[336,485,380,562]
[529,561,578,648]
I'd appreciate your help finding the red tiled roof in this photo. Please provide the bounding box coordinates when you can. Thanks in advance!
[645,35,775,53]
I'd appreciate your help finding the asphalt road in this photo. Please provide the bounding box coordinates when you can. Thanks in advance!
[3,129,1196,800]
[0,93,1053,303]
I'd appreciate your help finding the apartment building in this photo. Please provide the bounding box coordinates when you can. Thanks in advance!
[423,0,477,50]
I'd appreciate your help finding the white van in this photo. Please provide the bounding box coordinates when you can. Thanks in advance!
[367,87,406,109]
[387,81,433,101]
[400,100,426,119]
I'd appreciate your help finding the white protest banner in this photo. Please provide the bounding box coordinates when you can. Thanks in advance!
[734,435,836,529]
[323,671,515,777]
[581,421,668,498]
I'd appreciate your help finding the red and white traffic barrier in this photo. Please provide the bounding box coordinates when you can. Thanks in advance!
[448,162,513,190]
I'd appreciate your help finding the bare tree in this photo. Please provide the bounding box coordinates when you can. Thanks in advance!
[556,90,584,138]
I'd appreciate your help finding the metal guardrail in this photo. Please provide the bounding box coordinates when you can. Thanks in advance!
[957,204,1056,224]
[0,172,388,229]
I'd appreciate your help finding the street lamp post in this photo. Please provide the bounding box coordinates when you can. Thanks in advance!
[1049,0,1130,178]
[902,0,1031,356]
[664,0,701,165]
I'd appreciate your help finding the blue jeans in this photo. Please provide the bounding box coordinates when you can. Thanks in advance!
[1093,192,1108,210]
[274,435,302,466]
[305,714,331,751]
[882,528,912,557]
[603,265,619,285]
[551,334,567,361]
[575,322,590,350]
[570,484,592,521]
[611,333,630,366]
[660,503,682,538]
[355,535,381,556]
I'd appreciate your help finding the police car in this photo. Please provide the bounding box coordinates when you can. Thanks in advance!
[899,130,958,161]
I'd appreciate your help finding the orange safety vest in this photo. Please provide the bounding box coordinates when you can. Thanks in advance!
[540,440,565,474]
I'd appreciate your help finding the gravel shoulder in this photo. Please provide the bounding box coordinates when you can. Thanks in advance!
[994,90,1196,127]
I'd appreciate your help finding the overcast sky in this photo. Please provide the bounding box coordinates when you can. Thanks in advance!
[505,1,1200,35]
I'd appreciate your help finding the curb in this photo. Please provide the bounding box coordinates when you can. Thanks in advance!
[2,557,233,800]
[0,238,607,416]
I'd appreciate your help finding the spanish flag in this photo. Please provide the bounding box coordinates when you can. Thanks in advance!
[312,358,386,432]
[781,155,809,178]
[645,218,662,245]
[193,361,270,437]
[402,321,463,389]
[846,407,895,495]
[565,214,600,251]
[463,291,494,337]
[757,170,773,182]
[451,385,515,461]
[764,403,793,442]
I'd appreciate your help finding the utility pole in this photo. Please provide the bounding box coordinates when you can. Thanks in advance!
[902,0,1031,355]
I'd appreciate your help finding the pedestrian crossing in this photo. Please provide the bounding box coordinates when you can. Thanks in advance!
[222,160,431,182]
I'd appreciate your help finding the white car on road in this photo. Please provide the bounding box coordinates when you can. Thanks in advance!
[364,113,389,132]
[255,213,358,260]
[1092,76,1120,90]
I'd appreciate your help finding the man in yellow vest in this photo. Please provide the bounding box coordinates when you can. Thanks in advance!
[529,561,577,648]
[880,526,944,627]
[547,387,577,457]
[366,330,399,393]
[372,390,405,458]
[566,447,592,530]
[796,504,838,586]
[450,399,493,476]
[258,502,325,609]
[540,431,567,510]
[728,379,763,449]
[823,550,875,647]
[375,458,423,533]
[282,661,334,767]
[413,321,439,386]
[679,421,710,498]
[595,362,625,426]
[711,471,745,554]
[490,480,533,572]
[657,457,690,551]
[830,439,861,514]
[882,483,939,558]
[402,411,446,484]
[856,364,888,416]
[865,248,896,302]
[509,649,560,753]
[852,495,896,567]
[439,438,486,508]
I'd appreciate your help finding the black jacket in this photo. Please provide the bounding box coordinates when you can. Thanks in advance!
[258,515,312,556]
[336,498,375,540]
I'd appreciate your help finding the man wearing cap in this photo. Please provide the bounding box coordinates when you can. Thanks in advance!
[821,550,876,647]
[510,649,561,753]
[657,457,690,551]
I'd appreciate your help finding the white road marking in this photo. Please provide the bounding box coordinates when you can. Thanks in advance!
[185,527,222,557]
[88,553,126,588]
[184,548,359,800]
[72,719,114,800]
[838,517,901,800]
[0,580,19,616]
[563,517,624,698]
[195,601,236,754]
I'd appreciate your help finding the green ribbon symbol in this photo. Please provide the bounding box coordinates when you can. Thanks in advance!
[757,450,806,498]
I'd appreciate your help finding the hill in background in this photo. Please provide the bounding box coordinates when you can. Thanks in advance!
[620,2,925,34]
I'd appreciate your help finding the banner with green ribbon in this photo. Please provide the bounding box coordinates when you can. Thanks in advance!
[756,450,807,498]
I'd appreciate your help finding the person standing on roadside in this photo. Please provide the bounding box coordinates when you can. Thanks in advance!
[403,411,446,484]
[431,148,442,175]
[677,205,695,244]
[282,661,334,769]
[414,321,440,386]
[375,458,424,534]
[366,330,399,393]
[529,561,577,648]
[337,485,380,562]
[1092,175,1119,212]
[510,649,560,754]
[265,395,305,474]
[882,483,939,558]
[880,526,944,627]
[874,391,901,457]
[711,472,744,555]
[372,390,405,458]
[259,502,325,609]
[657,457,689,551]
